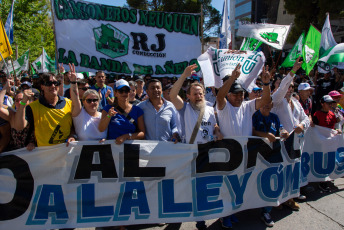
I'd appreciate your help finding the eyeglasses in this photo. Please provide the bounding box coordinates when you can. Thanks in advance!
[118,88,130,94]
[85,98,99,103]
[78,87,89,91]
[44,81,61,87]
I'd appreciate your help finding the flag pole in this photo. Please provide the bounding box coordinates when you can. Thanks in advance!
[0,52,10,75]
[0,15,16,80]
[49,0,60,74]
[41,47,44,73]
[200,4,204,53]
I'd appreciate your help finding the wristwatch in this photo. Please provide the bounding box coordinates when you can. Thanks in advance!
[128,133,132,140]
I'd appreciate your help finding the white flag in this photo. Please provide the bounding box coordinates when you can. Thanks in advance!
[219,0,231,49]
[32,48,56,73]
[320,13,337,57]
[7,50,29,74]
[237,22,291,50]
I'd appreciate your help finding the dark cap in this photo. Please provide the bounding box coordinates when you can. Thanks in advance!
[20,81,32,88]
[163,84,172,91]
[32,74,39,79]
[229,82,244,93]
[135,75,144,82]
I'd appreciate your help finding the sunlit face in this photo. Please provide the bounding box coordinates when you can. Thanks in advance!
[321,102,332,112]
[42,76,60,98]
[14,92,24,109]
[260,102,273,116]
[147,82,162,100]
[299,89,312,99]
[187,86,204,105]
[95,73,106,85]
[78,83,90,99]
[227,91,244,107]
[83,93,99,113]
[129,85,136,99]
[115,86,130,101]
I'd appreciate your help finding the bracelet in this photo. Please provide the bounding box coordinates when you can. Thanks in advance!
[19,101,26,106]
[70,81,77,84]
[107,114,111,118]
[106,96,110,100]
[263,82,271,86]
[291,70,296,74]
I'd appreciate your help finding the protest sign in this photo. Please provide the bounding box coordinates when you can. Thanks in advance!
[51,0,201,77]
[198,47,265,91]
[1,129,343,229]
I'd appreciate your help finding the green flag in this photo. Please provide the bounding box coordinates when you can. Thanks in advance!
[302,25,321,75]
[280,32,305,68]
[8,50,29,74]
[32,48,56,73]
[318,43,344,72]
[240,37,263,51]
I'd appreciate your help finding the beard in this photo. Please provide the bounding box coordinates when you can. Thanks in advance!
[190,100,205,111]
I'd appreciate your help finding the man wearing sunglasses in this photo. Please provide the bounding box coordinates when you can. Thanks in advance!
[15,73,77,147]
[90,71,114,110]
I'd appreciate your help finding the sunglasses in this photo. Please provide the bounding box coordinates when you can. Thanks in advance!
[118,88,130,94]
[85,98,99,103]
[79,87,90,91]
[44,81,61,87]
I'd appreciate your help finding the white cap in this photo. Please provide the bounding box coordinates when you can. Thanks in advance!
[298,83,314,91]
[76,73,84,79]
[115,79,129,90]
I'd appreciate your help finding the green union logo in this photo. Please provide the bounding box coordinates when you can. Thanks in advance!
[94,24,129,58]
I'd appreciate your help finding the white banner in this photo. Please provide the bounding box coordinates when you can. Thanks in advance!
[237,22,291,50]
[197,47,265,91]
[1,130,343,230]
[52,0,201,77]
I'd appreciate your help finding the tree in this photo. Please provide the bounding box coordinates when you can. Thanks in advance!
[126,0,221,39]
[284,0,344,43]
[0,0,55,63]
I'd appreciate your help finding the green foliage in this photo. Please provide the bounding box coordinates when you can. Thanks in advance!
[284,0,344,43]
[0,0,55,62]
[126,0,220,38]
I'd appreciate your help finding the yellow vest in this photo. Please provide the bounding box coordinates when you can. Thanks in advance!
[30,98,72,147]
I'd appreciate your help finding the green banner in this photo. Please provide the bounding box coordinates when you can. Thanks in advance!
[280,32,304,68]
[302,25,321,75]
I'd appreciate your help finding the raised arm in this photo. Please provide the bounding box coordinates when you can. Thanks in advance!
[272,57,303,104]
[170,64,197,110]
[216,63,241,110]
[68,63,82,117]
[0,79,11,121]
[255,65,272,110]
[13,89,33,130]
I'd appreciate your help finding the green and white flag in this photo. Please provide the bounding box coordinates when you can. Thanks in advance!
[237,22,291,50]
[320,13,337,58]
[280,32,305,68]
[240,37,262,51]
[32,48,56,73]
[318,43,344,72]
[8,49,29,74]
[302,25,321,75]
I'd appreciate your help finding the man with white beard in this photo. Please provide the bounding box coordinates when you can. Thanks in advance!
[170,64,223,230]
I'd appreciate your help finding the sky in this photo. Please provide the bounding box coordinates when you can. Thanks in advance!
[85,0,223,13]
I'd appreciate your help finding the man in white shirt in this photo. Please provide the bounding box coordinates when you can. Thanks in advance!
[271,58,308,211]
[215,63,272,228]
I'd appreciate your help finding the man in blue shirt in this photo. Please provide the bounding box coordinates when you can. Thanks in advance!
[138,79,180,142]
[90,71,114,110]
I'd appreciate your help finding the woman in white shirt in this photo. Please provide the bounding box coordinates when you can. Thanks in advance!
[69,64,107,141]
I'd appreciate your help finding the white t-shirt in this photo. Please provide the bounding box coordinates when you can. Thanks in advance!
[216,99,256,137]
[73,107,107,141]
[179,103,216,144]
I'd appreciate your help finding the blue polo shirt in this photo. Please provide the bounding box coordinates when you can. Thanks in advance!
[252,110,282,136]
[90,84,114,110]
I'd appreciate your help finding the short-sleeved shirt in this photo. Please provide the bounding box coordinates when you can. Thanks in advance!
[313,110,336,129]
[217,99,256,137]
[252,110,282,136]
[138,99,178,141]
[103,105,144,140]
[299,97,312,116]
[90,84,114,110]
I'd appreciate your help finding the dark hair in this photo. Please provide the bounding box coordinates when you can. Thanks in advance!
[146,79,161,89]
[40,73,55,86]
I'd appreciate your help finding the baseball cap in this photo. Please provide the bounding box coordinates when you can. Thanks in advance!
[298,83,314,91]
[328,90,342,98]
[229,82,244,93]
[115,79,130,90]
[163,84,173,91]
[32,74,39,79]
[76,73,84,80]
[20,81,32,88]
[321,95,335,103]
[135,75,144,82]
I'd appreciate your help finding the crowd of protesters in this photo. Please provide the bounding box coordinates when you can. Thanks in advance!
[0,53,344,229]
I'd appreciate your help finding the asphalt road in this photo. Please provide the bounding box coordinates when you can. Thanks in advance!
[73,178,344,230]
